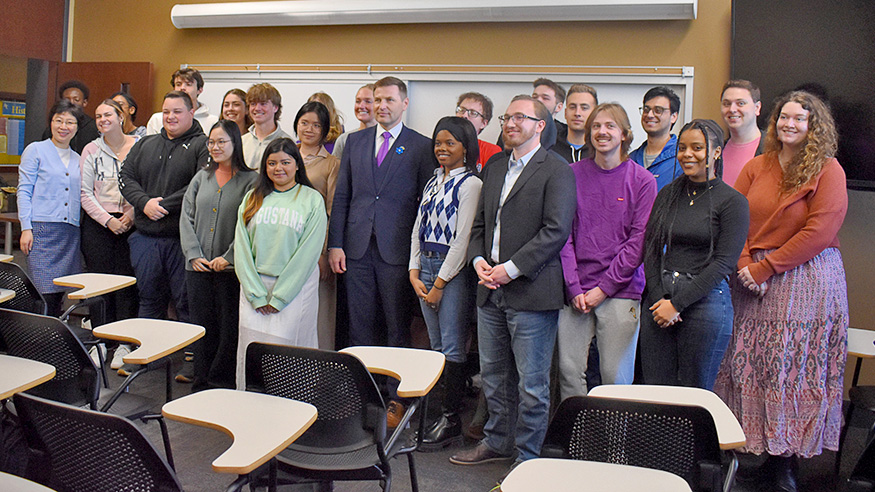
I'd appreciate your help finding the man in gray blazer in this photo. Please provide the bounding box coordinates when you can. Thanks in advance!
[451,95,576,468]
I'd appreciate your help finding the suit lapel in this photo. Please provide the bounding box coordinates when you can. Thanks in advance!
[375,126,407,193]
[503,147,546,205]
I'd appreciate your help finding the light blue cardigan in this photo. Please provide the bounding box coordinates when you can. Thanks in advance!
[17,139,82,230]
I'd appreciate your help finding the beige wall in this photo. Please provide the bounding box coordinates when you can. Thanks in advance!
[70,0,732,121]
[0,54,28,95]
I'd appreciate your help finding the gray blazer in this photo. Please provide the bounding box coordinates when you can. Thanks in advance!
[467,146,576,311]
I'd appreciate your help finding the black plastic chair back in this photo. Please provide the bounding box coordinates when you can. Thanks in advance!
[847,434,875,492]
[14,393,182,492]
[245,342,386,451]
[0,262,47,315]
[0,308,99,408]
[542,396,723,491]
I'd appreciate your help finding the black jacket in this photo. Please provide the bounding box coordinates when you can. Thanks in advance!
[120,121,208,237]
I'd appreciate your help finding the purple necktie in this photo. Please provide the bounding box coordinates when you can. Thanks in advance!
[376,131,392,166]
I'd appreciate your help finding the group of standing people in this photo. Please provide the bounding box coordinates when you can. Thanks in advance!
[17,71,848,492]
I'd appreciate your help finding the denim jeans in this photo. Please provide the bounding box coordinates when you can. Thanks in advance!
[640,275,732,390]
[478,288,558,462]
[128,231,189,322]
[416,252,474,364]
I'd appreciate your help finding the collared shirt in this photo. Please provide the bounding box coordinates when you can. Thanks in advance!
[473,144,541,279]
[242,124,290,170]
[373,121,403,159]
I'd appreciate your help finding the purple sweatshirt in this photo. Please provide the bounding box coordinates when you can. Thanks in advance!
[560,158,657,301]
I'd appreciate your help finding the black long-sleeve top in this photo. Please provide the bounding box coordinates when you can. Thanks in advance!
[643,178,749,312]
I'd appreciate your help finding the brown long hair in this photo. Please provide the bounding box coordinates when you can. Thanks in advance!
[764,91,837,193]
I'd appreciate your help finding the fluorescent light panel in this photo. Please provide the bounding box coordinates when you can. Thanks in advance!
[171,0,697,29]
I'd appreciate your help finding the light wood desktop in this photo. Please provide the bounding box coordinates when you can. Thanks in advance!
[339,346,445,398]
[500,458,692,492]
[52,272,136,300]
[0,254,13,263]
[588,384,746,450]
[162,388,317,474]
[93,318,205,365]
[0,288,15,303]
[0,472,55,491]
[0,354,55,400]
[848,327,875,387]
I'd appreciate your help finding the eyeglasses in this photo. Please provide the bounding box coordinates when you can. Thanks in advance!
[298,121,322,130]
[498,113,541,125]
[207,139,230,148]
[456,106,485,120]
[639,105,671,116]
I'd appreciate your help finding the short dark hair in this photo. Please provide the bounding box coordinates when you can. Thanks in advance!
[294,101,331,143]
[47,99,83,126]
[207,119,251,174]
[432,116,479,173]
[58,80,90,101]
[375,77,408,99]
[510,94,551,123]
[111,92,138,122]
[533,78,566,104]
[456,92,494,123]
[171,68,205,90]
[643,86,680,115]
[164,90,193,111]
[721,80,760,103]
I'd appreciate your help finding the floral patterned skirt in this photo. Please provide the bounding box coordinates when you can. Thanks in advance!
[714,248,848,457]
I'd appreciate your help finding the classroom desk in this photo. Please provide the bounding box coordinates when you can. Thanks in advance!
[588,384,745,492]
[0,213,19,256]
[500,458,692,492]
[848,327,875,387]
[0,254,13,263]
[0,472,55,491]
[163,388,317,491]
[340,346,445,451]
[52,272,136,300]
[0,288,15,303]
[0,354,56,400]
[93,318,205,408]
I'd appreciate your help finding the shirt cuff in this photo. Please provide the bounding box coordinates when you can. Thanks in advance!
[473,256,486,269]
[503,260,520,279]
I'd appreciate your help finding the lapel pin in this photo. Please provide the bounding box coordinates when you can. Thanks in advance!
[396,146,405,155]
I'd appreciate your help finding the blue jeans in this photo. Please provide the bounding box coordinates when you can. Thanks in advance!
[640,275,732,390]
[128,232,189,322]
[478,288,558,462]
[416,253,474,364]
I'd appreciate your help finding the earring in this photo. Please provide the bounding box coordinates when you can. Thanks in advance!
[464,156,467,164]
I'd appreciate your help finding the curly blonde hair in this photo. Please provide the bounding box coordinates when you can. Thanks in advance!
[764,91,837,193]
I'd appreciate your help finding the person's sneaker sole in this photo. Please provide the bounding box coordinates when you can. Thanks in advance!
[448,454,512,466]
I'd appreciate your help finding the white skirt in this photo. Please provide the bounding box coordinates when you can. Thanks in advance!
[236,266,319,389]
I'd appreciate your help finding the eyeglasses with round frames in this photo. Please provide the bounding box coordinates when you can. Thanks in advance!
[207,139,230,148]
[456,106,485,120]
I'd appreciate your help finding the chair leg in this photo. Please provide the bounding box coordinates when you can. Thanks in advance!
[837,401,856,477]
[407,452,418,492]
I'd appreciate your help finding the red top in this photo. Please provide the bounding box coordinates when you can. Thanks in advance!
[476,139,503,172]
[735,153,847,284]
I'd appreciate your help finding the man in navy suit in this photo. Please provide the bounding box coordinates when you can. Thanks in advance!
[328,76,433,421]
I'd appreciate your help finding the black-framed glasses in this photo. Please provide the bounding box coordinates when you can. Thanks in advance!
[456,106,485,119]
[498,113,541,125]
[639,105,670,116]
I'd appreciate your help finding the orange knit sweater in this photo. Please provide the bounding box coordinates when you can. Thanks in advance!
[734,153,847,284]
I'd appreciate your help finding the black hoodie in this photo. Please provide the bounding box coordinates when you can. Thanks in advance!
[120,120,208,237]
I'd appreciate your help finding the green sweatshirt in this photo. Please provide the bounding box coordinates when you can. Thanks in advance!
[234,184,327,311]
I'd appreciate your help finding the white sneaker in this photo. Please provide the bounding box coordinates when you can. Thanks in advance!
[88,343,106,367]
[111,344,132,370]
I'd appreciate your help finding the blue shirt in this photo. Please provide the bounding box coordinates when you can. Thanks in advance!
[629,134,681,191]
[17,139,81,230]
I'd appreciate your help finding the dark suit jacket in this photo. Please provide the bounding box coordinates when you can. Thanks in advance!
[467,146,576,311]
[328,124,433,265]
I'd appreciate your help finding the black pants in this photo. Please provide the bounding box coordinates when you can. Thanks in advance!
[80,213,139,322]
[186,270,240,390]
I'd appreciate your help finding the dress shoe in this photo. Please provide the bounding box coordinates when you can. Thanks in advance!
[386,400,406,429]
[419,412,462,451]
[449,443,512,466]
[772,455,798,492]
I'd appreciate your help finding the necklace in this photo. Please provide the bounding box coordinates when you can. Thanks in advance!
[686,183,713,206]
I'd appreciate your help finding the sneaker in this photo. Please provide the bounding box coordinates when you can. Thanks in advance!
[175,352,195,383]
[117,363,137,377]
[87,343,106,367]
[386,400,406,429]
[110,344,132,370]
[449,443,513,466]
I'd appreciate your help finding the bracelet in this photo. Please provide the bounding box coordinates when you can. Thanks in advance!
[433,285,444,290]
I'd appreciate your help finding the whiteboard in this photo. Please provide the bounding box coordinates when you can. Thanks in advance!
[193,66,693,147]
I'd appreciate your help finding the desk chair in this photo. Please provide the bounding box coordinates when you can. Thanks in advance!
[838,327,875,476]
[0,308,172,464]
[14,393,182,492]
[541,396,725,492]
[846,433,875,492]
[245,343,418,492]
[0,262,109,386]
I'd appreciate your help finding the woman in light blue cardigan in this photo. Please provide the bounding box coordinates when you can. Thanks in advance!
[18,100,85,316]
